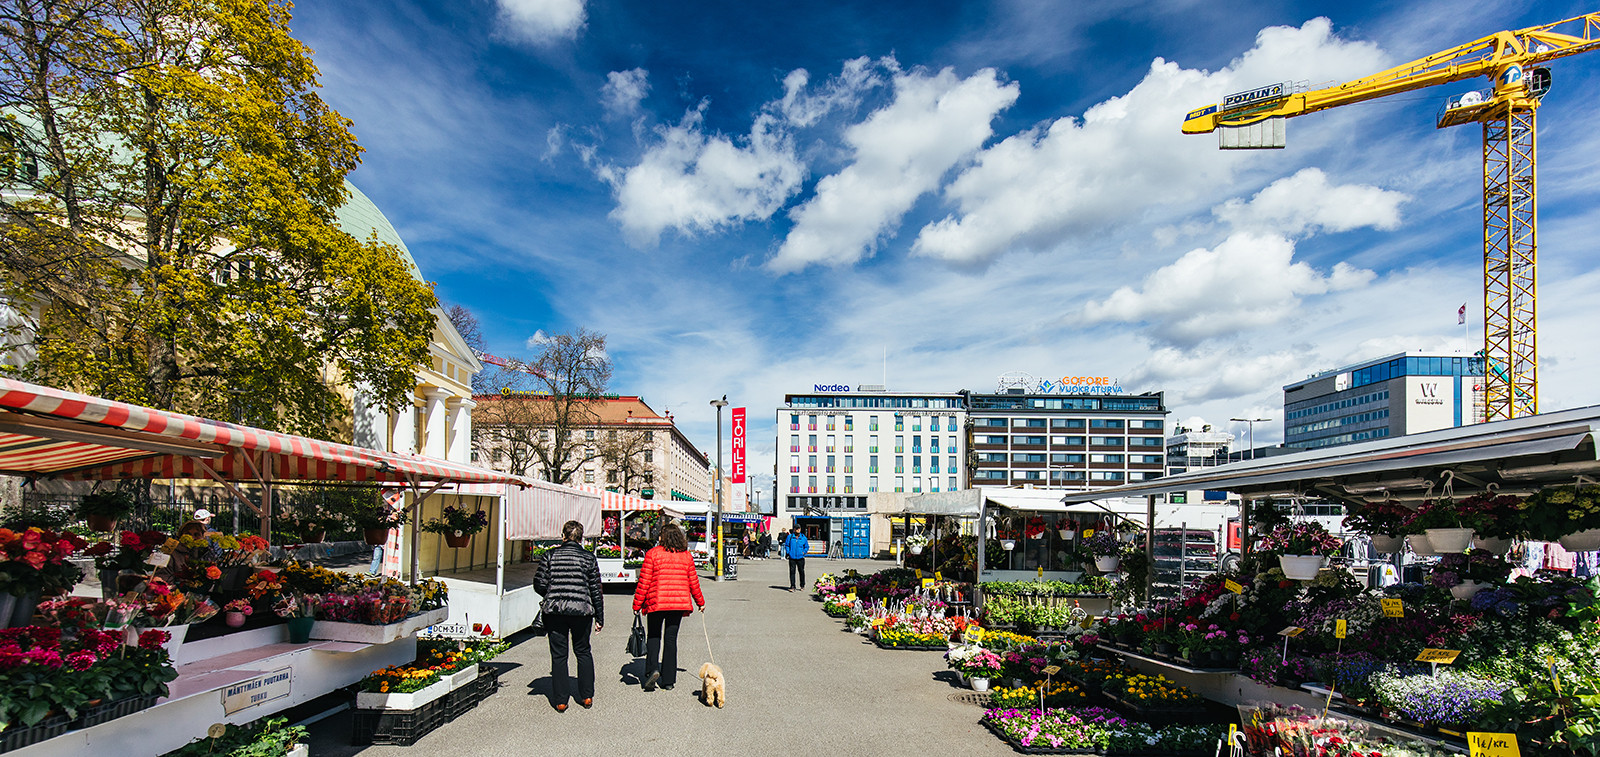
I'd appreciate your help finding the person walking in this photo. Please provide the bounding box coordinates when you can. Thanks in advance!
[533,520,605,712]
[631,523,704,692]
[785,526,810,592]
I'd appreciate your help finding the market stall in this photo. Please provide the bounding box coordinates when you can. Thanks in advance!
[1058,405,1600,750]
[430,479,601,636]
[0,378,531,755]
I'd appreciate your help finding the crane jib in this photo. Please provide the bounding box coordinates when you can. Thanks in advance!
[1221,82,1294,112]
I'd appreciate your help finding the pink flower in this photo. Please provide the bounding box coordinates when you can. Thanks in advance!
[65,650,97,671]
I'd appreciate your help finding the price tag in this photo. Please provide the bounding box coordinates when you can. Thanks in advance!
[934,572,942,581]
[1467,732,1521,757]
[1042,665,1061,676]
[1278,626,1304,637]
[1416,648,1462,664]
[146,551,171,567]
[845,592,856,603]
[1079,615,1095,630]
[921,578,934,589]
[1224,579,1244,594]
[1334,619,1347,639]
[1083,529,1095,538]
[967,627,984,643]
[1037,566,1044,578]
[916,569,923,579]
[1381,598,1404,617]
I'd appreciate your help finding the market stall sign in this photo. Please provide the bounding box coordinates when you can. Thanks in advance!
[1334,619,1347,639]
[934,572,941,581]
[1037,566,1043,577]
[1079,615,1095,630]
[1381,598,1404,617]
[921,578,934,589]
[1082,529,1095,538]
[1224,579,1244,594]
[1468,732,1521,757]
[1278,626,1304,637]
[1416,648,1462,664]
[967,628,984,643]
[844,592,856,602]
[916,569,923,579]
[222,667,292,715]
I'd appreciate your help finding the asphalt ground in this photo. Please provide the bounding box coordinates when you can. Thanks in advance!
[305,556,1012,756]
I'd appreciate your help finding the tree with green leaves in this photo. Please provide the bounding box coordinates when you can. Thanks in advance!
[0,0,435,436]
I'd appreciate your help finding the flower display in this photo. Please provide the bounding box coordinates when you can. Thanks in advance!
[87,530,169,573]
[0,527,88,596]
[1371,668,1510,727]
[420,506,490,537]
[223,599,253,615]
[1258,521,1343,556]
[0,623,177,727]
[1102,671,1202,708]
[944,645,1003,677]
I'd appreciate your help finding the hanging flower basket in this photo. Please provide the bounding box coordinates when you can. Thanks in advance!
[1368,535,1404,554]
[1278,555,1326,581]
[364,528,391,546]
[1424,527,1474,554]
[1407,534,1439,556]
[1094,556,1120,573]
[444,532,471,549]
[1000,539,1016,551]
[910,545,923,554]
[1472,535,1512,555]
[1558,528,1600,552]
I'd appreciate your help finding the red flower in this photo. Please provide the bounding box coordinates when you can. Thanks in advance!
[1229,612,1241,622]
[138,629,171,649]
[85,541,115,557]
[205,565,222,580]
[120,531,142,549]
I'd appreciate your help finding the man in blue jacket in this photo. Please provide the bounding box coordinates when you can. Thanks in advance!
[785,526,810,592]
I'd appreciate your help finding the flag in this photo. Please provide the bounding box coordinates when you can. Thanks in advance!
[1457,304,1466,325]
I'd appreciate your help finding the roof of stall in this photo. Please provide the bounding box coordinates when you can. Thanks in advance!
[0,378,531,487]
[1058,405,1600,506]
[900,487,1149,517]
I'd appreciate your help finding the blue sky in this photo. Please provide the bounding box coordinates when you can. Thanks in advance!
[294,0,1600,493]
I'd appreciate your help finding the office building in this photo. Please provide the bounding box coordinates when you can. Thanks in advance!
[1283,353,1486,450]
[966,391,1168,488]
[1164,426,1234,476]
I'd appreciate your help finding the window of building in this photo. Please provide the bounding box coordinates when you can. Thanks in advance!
[870,435,879,452]
[912,476,921,492]
[870,455,879,473]
[1130,437,1162,447]
[1135,454,1164,464]
[870,476,878,492]
[808,475,817,493]
[930,477,940,492]
[930,458,940,473]
[1090,453,1125,464]
[975,470,1005,480]
[584,470,595,483]
[895,456,904,473]
[790,455,799,473]
[1090,419,1124,429]
[895,436,904,453]
[844,455,853,472]
[870,415,879,431]
[790,475,799,493]
[1089,437,1122,447]
[790,414,800,430]
[1135,420,1164,429]
[978,418,1006,427]
[645,430,654,441]
[844,476,853,493]
[1020,436,1046,445]
[494,449,505,462]
[808,434,817,452]
[808,455,817,472]
[912,436,922,453]
[1012,453,1047,463]
[895,476,904,492]
[826,435,835,452]
[607,470,618,484]
[978,452,1006,463]
[826,476,835,493]
[844,435,853,452]
[911,417,921,432]
[985,435,1007,445]
[1089,471,1125,481]
[643,450,653,462]
[1053,470,1086,481]
[948,456,957,472]
[826,416,835,430]
[912,456,921,473]
[844,416,853,430]
[929,417,941,432]
[825,454,835,472]
[1050,453,1083,464]
[930,437,940,453]
[808,415,818,430]
[894,414,904,431]
[586,429,595,440]
[790,434,800,452]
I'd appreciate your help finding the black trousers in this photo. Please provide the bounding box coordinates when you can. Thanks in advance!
[644,611,684,687]
[545,613,594,703]
[789,557,806,589]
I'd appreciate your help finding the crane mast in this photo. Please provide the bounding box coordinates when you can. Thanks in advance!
[1182,13,1600,421]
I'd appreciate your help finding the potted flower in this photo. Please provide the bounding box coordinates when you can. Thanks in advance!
[1519,486,1600,551]
[223,599,253,628]
[1259,522,1342,580]
[275,591,316,643]
[1405,500,1475,553]
[1342,500,1416,554]
[1023,516,1048,540]
[1428,549,1511,600]
[84,530,168,598]
[905,534,929,555]
[1085,532,1122,572]
[952,647,1004,691]
[351,501,408,546]
[421,506,489,548]
[79,490,136,533]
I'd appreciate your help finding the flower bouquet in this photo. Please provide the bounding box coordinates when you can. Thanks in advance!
[0,527,89,599]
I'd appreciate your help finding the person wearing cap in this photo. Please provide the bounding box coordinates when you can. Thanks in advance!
[193,508,214,526]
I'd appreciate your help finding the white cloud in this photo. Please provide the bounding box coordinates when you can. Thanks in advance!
[495,0,586,44]
[1083,232,1375,347]
[777,56,891,128]
[1214,167,1407,235]
[1125,346,1303,404]
[525,330,551,348]
[602,68,651,120]
[606,106,804,246]
[768,67,1019,273]
[911,17,1388,266]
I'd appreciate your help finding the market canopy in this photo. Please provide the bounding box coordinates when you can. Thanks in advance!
[0,377,530,487]
[572,484,661,512]
[1059,405,1600,507]
[899,487,1143,517]
[499,480,602,540]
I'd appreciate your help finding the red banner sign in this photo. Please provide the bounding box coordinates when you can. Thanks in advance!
[731,407,746,484]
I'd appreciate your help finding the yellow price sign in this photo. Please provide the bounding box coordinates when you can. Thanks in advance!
[1468,732,1521,757]
[844,592,856,602]
[1042,665,1061,676]
[967,627,984,643]
[1224,579,1244,594]
[1335,619,1347,639]
[1416,648,1462,664]
[1278,626,1304,637]
[916,569,923,579]
[934,571,942,581]
[1037,566,1044,578]
[1083,529,1095,538]
[921,578,934,589]
[1381,598,1404,617]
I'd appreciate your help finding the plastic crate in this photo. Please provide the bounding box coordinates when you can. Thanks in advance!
[75,694,159,729]
[444,681,480,719]
[0,714,72,753]
[351,699,445,747]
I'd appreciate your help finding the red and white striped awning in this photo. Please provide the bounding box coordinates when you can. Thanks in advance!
[571,484,662,512]
[504,480,602,540]
[0,378,529,487]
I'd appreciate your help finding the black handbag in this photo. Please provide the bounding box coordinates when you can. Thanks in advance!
[626,614,647,657]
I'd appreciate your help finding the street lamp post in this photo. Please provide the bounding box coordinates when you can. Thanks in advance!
[1230,417,1270,461]
[710,396,729,581]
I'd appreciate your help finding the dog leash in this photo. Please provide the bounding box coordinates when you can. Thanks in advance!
[699,608,716,666]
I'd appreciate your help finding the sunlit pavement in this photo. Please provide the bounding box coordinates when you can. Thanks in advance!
[304,556,1010,755]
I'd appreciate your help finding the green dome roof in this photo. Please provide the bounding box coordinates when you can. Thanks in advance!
[334,180,423,282]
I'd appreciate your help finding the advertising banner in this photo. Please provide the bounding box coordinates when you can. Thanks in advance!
[732,407,746,484]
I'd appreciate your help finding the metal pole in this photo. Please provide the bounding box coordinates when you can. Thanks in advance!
[711,396,728,581]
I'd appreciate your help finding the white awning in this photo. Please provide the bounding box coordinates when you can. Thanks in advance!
[897,487,1138,517]
[502,479,602,540]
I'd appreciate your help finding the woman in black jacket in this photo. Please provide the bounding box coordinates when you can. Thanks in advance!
[533,520,605,712]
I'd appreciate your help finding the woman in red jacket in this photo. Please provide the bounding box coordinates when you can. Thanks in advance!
[631,523,705,692]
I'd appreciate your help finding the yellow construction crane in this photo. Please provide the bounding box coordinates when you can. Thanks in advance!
[1182,13,1600,422]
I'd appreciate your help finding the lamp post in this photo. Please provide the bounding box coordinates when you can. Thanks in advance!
[1230,417,1270,461]
[710,396,728,581]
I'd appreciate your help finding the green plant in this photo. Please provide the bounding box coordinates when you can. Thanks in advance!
[349,499,408,530]
[420,506,490,536]
[164,716,307,757]
[1519,487,1600,541]
[79,490,136,519]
